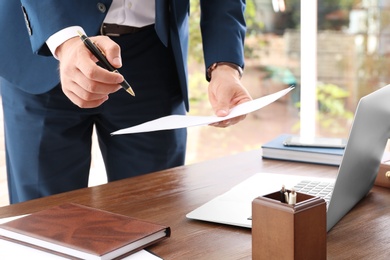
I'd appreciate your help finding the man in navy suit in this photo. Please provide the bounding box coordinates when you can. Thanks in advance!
[0,1,251,204]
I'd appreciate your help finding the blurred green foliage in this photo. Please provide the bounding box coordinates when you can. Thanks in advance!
[294,83,354,134]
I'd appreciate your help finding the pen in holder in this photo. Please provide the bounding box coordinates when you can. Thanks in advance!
[252,190,326,260]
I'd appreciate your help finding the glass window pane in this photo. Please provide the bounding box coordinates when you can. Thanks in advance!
[187,0,390,164]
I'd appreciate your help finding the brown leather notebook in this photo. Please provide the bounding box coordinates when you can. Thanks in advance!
[0,203,170,259]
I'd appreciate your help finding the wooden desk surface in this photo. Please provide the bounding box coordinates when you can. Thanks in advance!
[1,150,390,259]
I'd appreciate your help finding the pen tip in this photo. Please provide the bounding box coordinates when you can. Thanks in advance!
[126,88,135,96]
[77,30,83,37]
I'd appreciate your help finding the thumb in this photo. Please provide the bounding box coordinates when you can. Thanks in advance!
[109,55,122,68]
[214,98,230,117]
[107,51,122,69]
[94,37,122,68]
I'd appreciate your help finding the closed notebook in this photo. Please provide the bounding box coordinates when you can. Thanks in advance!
[0,203,170,260]
[261,134,344,166]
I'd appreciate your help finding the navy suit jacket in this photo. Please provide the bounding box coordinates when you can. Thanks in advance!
[0,0,246,110]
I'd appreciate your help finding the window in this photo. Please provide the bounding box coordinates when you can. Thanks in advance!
[186,0,390,164]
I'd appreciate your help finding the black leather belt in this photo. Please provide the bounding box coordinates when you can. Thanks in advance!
[100,23,154,36]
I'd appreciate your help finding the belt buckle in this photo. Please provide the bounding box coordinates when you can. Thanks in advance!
[100,23,120,37]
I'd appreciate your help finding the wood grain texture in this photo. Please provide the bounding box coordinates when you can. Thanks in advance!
[0,150,389,259]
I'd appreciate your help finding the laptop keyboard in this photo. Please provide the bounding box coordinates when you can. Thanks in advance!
[294,180,334,208]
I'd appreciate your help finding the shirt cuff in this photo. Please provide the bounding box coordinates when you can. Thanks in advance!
[46,26,85,59]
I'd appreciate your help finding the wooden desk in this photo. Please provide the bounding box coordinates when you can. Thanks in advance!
[1,150,390,259]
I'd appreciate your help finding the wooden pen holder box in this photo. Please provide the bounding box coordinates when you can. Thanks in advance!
[252,191,326,260]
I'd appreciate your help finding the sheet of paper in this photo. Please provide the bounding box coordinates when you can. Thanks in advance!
[0,215,162,260]
[112,86,294,135]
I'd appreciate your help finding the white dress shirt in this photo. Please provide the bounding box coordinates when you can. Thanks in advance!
[46,0,155,57]
[104,0,155,27]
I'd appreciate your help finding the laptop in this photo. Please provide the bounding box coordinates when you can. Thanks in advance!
[187,85,390,232]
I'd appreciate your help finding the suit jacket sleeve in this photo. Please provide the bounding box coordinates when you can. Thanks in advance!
[20,0,112,56]
[200,0,246,69]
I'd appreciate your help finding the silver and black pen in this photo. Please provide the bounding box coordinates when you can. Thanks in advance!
[77,31,135,96]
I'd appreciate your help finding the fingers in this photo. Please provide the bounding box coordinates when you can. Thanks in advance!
[74,56,123,92]
[61,86,109,108]
[60,66,121,108]
[57,36,124,108]
[209,115,247,128]
[207,66,252,128]
[92,36,122,68]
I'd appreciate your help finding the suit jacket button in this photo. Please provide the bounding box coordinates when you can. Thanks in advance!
[97,3,107,13]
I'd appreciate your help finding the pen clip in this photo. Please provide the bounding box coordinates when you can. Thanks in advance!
[92,41,106,57]
[77,30,105,56]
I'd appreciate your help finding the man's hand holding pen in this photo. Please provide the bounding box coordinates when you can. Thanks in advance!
[55,31,253,126]
[56,35,124,108]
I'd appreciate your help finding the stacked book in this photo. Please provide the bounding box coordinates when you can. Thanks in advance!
[0,203,169,259]
[261,134,345,166]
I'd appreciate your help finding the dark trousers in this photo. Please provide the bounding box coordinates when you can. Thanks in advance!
[1,26,186,204]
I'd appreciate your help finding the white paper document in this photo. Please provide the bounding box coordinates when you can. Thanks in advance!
[112,86,294,135]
